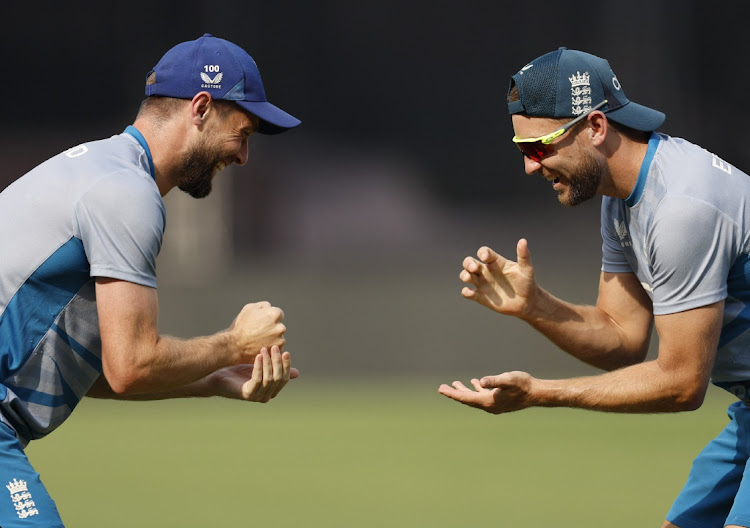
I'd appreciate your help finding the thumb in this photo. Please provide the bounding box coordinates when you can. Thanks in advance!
[290,368,300,379]
[516,238,534,270]
[479,374,504,388]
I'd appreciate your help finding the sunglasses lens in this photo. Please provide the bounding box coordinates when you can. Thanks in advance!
[516,141,549,162]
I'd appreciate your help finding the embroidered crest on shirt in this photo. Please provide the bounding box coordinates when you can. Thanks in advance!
[6,479,39,519]
[613,219,632,248]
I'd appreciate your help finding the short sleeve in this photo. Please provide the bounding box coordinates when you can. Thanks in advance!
[601,198,632,273]
[74,172,165,288]
[648,195,737,314]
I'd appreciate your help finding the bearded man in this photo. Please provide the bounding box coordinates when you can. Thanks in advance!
[0,34,300,527]
[440,47,750,528]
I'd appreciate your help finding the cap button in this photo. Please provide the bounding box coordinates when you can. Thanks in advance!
[202,33,213,37]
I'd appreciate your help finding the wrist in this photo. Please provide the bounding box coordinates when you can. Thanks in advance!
[518,284,547,322]
[531,378,582,409]
[218,328,243,364]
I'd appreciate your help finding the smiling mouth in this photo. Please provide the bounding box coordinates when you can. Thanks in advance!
[213,161,229,177]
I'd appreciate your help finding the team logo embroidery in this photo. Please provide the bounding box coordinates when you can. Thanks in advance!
[519,63,534,75]
[568,71,592,116]
[612,75,621,91]
[613,218,632,248]
[200,65,223,89]
[6,479,39,519]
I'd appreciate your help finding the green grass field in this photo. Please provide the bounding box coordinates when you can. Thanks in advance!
[26,378,736,527]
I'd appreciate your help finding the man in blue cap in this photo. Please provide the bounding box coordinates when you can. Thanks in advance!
[439,47,750,528]
[0,34,300,527]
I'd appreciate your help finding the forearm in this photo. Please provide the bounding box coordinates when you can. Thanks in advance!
[523,287,649,371]
[530,359,706,413]
[86,373,210,400]
[96,280,287,397]
[103,332,237,396]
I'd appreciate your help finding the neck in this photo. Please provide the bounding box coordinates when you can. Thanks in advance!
[131,117,189,197]
[599,132,650,200]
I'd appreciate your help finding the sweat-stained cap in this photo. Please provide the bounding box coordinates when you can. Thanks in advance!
[508,47,665,132]
[145,33,301,134]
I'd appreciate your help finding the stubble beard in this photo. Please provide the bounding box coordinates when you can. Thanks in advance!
[558,149,606,207]
[177,140,222,199]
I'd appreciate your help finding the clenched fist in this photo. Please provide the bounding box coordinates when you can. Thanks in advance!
[228,301,287,363]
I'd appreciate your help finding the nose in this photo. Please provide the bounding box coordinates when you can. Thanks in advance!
[234,137,249,166]
[523,155,543,175]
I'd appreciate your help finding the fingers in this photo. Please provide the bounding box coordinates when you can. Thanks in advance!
[267,350,292,399]
[252,301,285,321]
[451,380,472,391]
[460,246,506,283]
[461,286,478,300]
[437,382,486,410]
[240,352,264,400]
[477,246,501,265]
[241,346,296,403]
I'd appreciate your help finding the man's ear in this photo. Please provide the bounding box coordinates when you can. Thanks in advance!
[587,111,608,147]
[190,91,213,127]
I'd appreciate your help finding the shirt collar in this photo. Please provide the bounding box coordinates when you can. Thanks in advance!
[123,125,155,181]
[624,131,660,207]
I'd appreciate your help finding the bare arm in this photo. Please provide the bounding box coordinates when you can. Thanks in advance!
[87,345,299,402]
[440,301,723,413]
[95,278,286,395]
[460,239,653,370]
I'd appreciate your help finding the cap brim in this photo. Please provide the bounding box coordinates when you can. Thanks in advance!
[236,100,301,135]
[605,101,665,132]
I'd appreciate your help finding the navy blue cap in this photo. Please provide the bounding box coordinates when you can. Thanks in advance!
[508,47,665,132]
[145,34,301,135]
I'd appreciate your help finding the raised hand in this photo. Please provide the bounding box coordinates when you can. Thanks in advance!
[459,239,538,318]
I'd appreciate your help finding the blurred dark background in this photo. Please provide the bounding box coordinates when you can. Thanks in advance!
[2,1,748,379]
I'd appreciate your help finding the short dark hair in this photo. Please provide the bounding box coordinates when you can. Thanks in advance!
[136,96,238,122]
[136,96,186,121]
[508,83,519,103]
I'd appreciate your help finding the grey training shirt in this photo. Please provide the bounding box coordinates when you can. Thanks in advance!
[602,132,750,391]
[0,127,165,445]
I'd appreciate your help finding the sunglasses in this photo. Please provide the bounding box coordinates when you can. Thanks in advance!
[512,99,608,162]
